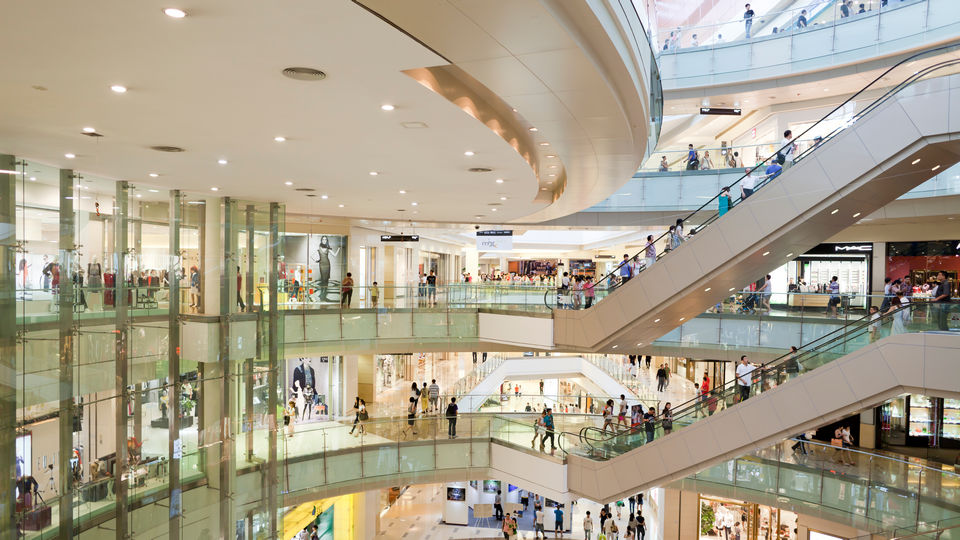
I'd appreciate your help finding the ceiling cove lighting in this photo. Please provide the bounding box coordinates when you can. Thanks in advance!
[163,8,186,18]
[911,158,921,165]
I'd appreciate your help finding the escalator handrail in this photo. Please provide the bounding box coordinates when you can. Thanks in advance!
[558,302,917,452]
[545,42,960,311]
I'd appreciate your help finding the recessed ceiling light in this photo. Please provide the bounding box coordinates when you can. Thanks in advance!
[852,212,861,218]
[210,187,219,191]
[82,127,96,133]
[546,154,556,158]
[163,8,186,18]
[704,287,711,292]
[500,196,507,201]
[528,127,538,132]
[830,208,839,215]
[636,343,643,346]
[380,104,395,111]
[274,136,286,142]
[539,142,550,146]
[321,195,328,199]
[491,208,498,212]
[549,165,558,169]
[218,159,228,165]
[29,177,36,181]
[64,153,76,159]
[786,253,794,258]
[612,345,618,349]
[411,202,418,206]
[495,178,504,184]
[136,194,142,198]
[464,151,475,156]
[654,318,661,323]
[911,158,921,165]
[399,190,407,194]
[679,317,685,321]
[729,287,736,291]
[338,204,344,208]
[284,181,293,186]
[369,171,379,176]
[932,165,941,171]
[548,174,556,177]
[110,85,127,93]
[148,189,159,193]
[540,188,548,191]
[762,251,770,256]
[149,173,159,177]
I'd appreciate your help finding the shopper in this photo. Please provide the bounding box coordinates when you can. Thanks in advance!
[655,365,667,392]
[744,4,755,38]
[740,167,757,199]
[583,278,595,308]
[644,235,656,269]
[602,399,616,432]
[370,281,379,307]
[661,402,674,435]
[778,129,796,169]
[602,509,617,539]
[421,380,430,415]
[932,271,952,330]
[764,159,782,181]
[536,505,547,539]
[402,396,418,438]
[426,270,438,306]
[736,355,755,402]
[428,379,440,412]
[619,254,634,285]
[797,9,808,29]
[658,156,669,171]
[348,396,361,435]
[684,144,699,170]
[643,407,656,443]
[718,187,731,216]
[541,408,556,452]
[760,274,773,311]
[690,33,699,47]
[617,394,630,429]
[700,150,714,170]
[494,490,504,520]
[284,400,296,438]
[583,510,594,540]
[554,505,564,538]
[827,276,841,318]
[532,409,545,447]
[340,272,354,307]
[236,266,245,311]
[868,305,881,341]
[445,397,458,438]
[637,513,646,540]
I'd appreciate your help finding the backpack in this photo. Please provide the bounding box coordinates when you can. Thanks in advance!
[446,404,457,417]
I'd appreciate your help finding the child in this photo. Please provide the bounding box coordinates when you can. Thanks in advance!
[868,305,880,341]
[370,281,380,307]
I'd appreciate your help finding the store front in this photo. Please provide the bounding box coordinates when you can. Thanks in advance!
[567,259,597,279]
[507,259,557,277]
[768,242,872,310]
[283,356,347,420]
[885,241,960,298]
[698,494,798,539]
[880,394,960,450]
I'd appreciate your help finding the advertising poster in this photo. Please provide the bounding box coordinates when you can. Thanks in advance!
[447,487,466,501]
[482,480,500,493]
[284,234,348,303]
[285,357,330,423]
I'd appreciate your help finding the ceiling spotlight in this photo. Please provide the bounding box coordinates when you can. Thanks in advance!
[64,153,76,159]
[136,194,142,198]
[762,251,770,256]
[539,142,550,146]
[338,204,344,208]
[399,190,406,194]
[540,188,548,191]
[110,85,127,93]
[218,159,228,165]
[549,165,558,169]
[411,201,418,206]
[82,127,96,133]
[500,196,507,201]
[284,181,293,186]
[321,195,328,199]
[932,165,941,171]
[636,343,643,346]
[830,208,839,215]
[274,136,286,142]
[29,177,36,181]
[491,208,498,212]
[548,174,556,177]
[369,171,379,176]
[464,151,475,156]
[380,104,395,111]
[546,154,556,158]
[528,127,538,132]
[704,287,711,292]
[163,8,186,18]
[210,187,219,191]
[852,212,861,218]
[148,189,159,193]
[654,318,661,323]
[911,158,921,165]
[149,173,159,177]
[495,178,504,184]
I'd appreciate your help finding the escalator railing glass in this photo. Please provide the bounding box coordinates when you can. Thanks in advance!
[547,43,960,311]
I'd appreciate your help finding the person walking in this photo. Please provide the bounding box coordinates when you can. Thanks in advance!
[532,409,545,447]
[744,3,755,38]
[655,365,667,392]
[428,379,440,412]
[541,408,557,453]
[736,355,755,402]
[602,399,616,433]
[236,266,246,311]
[401,397,418,438]
[494,490,504,520]
[421,380,430,415]
[932,271,952,330]
[644,235,656,269]
[445,397,458,438]
[535,505,547,539]
[643,407,656,443]
[684,144,699,170]
[348,396,362,435]
[583,510,594,540]
[797,9,808,29]
[661,402,674,435]
[617,394,630,429]
[340,272,354,307]
[827,275,841,318]
[554,505,564,538]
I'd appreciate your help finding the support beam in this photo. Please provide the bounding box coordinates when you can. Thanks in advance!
[114,181,130,538]
[0,155,18,540]
[168,190,183,539]
[57,168,76,537]
[267,202,280,536]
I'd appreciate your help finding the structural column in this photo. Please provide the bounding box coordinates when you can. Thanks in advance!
[113,181,130,538]
[57,168,77,537]
[168,190,183,538]
[267,202,280,536]
[219,198,237,537]
[0,156,18,540]
[245,204,255,311]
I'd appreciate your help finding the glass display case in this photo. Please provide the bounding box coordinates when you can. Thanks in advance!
[908,394,938,442]
[880,396,907,446]
[943,399,960,444]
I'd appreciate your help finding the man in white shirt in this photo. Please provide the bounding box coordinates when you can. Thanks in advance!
[535,506,546,539]
[779,129,796,170]
[617,394,629,428]
[741,167,757,199]
[582,511,594,540]
[736,355,755,402]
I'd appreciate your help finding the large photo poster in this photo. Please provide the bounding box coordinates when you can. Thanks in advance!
[283,234,348,304]
[285,357,331,423]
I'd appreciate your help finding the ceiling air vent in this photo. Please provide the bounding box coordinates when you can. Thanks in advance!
[282,67,326,81]
[150,145,185,153]
[468,167,492,173]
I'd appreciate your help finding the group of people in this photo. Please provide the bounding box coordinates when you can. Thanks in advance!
[401,381,461,439]
[582,496,647,540]
[555,272,596,309]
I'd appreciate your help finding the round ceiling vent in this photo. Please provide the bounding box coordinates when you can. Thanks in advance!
[150,145,185,153]
[294,187,316,192]
[282,67,327,81]
[468,167,493,173]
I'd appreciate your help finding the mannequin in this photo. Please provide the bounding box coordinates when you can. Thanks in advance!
[18,257,28,289]
[41,255,52,291]
[292,358,316,400]
[86,256,103,311]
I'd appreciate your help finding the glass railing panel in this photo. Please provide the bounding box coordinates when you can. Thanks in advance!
[734,453,778,495]
[363,445,400,477]
[413,311,449,338]
[697,461,736,484]
[398,444,436,473]
[377,309,413,339]
[447,311,478,337]
[340,311,376,340]
[471,440,490,467]
[324,451,362,485]
[777,462,823,504]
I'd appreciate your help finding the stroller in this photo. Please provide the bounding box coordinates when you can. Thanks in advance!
[738,292,759,314]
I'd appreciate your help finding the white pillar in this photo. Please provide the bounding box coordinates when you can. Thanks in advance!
[203,198,221,313]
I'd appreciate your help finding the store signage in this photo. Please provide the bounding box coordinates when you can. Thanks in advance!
[477,235,512,251]
[834,245,872,252]
[476,230,513,236]
[700,107,741,116]
[380,234,419,242]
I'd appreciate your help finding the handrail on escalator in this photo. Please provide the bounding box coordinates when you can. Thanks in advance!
[545,42,960,311]
[557,302,922,455]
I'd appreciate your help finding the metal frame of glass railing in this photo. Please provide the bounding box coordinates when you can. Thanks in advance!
[546,43,960,312]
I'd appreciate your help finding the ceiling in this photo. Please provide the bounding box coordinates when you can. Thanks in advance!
[0,0,556,222]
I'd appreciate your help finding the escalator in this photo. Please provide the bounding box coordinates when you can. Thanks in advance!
[552,45,960,351]
[559,301,960,502]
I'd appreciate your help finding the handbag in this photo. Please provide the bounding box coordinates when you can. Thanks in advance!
[830,438,843,447]
[359,410,369,421]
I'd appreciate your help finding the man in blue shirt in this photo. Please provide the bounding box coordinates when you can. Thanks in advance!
[554,505,564,537]
[618,254,633,285]
[541,408,556,453]
[764,161,782,181]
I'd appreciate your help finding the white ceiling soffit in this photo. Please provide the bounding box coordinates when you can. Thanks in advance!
[354,0,652,223]
[0,0,554,222]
